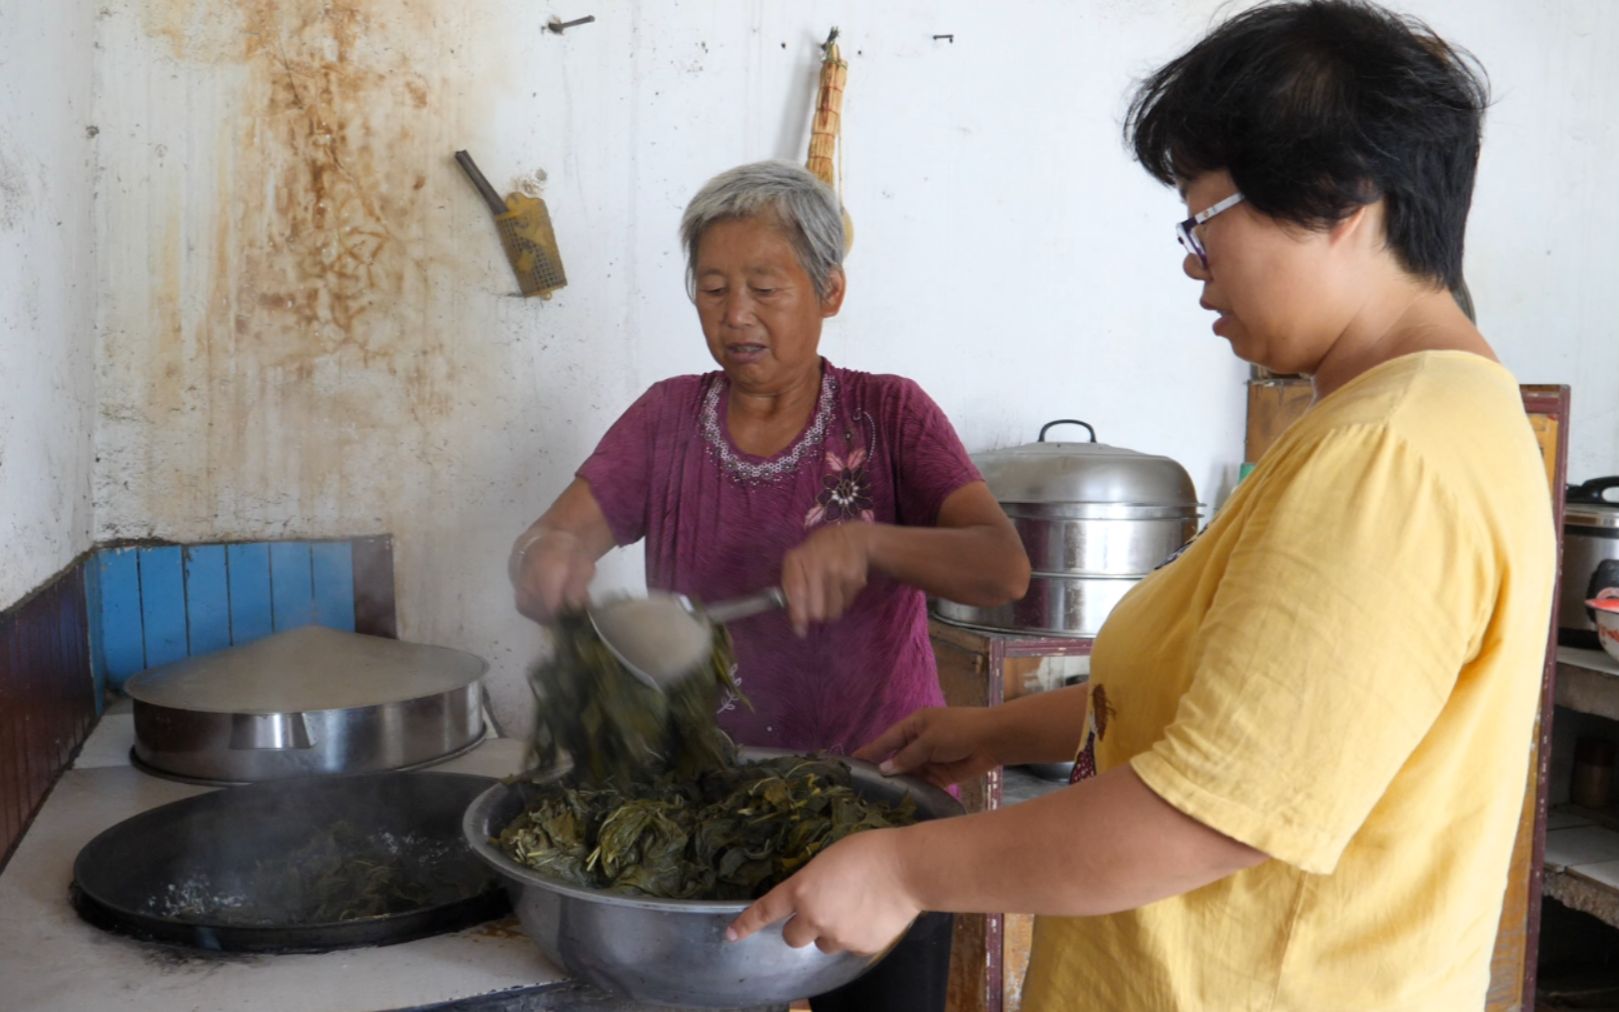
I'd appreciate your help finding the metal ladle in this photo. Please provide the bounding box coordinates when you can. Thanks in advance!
[588,587,788,691]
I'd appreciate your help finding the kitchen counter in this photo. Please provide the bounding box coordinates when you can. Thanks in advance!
[0,704,783,1012]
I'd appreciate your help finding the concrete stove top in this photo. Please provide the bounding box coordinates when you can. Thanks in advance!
[0,703,791,1011]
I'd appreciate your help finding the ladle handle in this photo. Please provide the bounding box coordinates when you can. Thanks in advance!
[704,587,788,625]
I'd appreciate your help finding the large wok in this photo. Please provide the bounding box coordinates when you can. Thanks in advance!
[72,771,508,952]
[463,748,962,1008]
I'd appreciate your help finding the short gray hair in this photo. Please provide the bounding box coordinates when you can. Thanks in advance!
[680,161,845,300]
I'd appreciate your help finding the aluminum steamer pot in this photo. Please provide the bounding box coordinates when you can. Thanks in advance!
[125,626,486,785]
[934,419,1203,638]
[463,748,963,1007]
[1561,477,1619,648]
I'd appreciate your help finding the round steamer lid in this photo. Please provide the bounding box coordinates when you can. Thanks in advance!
[973,420,1200,508]
[124,626,488,715]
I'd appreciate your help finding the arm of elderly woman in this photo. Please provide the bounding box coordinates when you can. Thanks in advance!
[726,758,1266,954]
[780,480,1030,636]
[515,473,1025,630]
[510,478,618,623]
[857,684,1093,788]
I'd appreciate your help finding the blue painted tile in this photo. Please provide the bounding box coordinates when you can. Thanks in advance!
[137,547,188,669]
[269,541,315,632]
[184,545,232,657]
[311,542,357,632]
[94,548,145,690]
[226,543,274,646]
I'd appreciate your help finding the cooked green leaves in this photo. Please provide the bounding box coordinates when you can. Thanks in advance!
[526,610,739,785]
[497,755,916,900]
[507,613,916,900]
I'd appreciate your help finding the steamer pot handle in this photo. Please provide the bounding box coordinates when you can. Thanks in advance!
[229,712,315,750]
[1039,419,1096,443]
[1569,476,1619,504]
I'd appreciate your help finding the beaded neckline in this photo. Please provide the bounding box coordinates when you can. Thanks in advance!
[701,370,838,486]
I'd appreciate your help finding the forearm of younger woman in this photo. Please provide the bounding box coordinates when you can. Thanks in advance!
[898,764,1267,917]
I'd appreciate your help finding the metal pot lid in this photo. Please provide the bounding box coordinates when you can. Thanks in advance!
[124,626,488,715]
[974,419,1200,508]
[1567,477,1619,531]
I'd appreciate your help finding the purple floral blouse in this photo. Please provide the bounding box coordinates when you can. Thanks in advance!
[576,360,983,754]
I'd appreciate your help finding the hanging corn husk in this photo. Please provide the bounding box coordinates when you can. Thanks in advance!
[806,27,853,253]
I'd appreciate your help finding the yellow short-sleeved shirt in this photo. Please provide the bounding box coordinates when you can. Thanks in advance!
[1023,352,1555,1011]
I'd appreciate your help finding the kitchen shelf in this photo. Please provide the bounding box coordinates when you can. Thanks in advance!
[1546,648,1619,931]
[1554,798,1619,837]
[1555,646,1619,720]
[1545,806,1619,931]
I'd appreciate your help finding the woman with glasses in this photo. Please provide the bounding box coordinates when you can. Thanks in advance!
[729,3,1556,1008]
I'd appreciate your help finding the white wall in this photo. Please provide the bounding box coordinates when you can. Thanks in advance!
[1452,0,1619,477]
[0,0,98,609]
[87,1,1619,737]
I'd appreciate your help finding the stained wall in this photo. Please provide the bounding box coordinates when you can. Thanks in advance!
[87,2,1619,735]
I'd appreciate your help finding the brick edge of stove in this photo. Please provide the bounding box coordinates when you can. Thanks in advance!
[0,555,97,874]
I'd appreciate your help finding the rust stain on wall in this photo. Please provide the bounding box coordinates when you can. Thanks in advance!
[135,0,483,529]
[150,212,185,411]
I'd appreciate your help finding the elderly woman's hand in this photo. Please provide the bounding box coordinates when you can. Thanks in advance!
[510,528,596,624]
[781,523,873,636]
[854,706,1006,790]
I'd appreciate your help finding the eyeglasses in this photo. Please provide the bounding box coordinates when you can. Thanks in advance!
[1176,191,1245,267]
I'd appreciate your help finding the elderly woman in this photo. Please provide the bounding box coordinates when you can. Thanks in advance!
[729,4,1557,1010]
[509,160,1030,1010]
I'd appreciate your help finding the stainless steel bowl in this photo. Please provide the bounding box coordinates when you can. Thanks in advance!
[462,748,963,1008]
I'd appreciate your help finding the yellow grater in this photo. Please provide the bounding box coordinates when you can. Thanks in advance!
[454,150,567,299]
